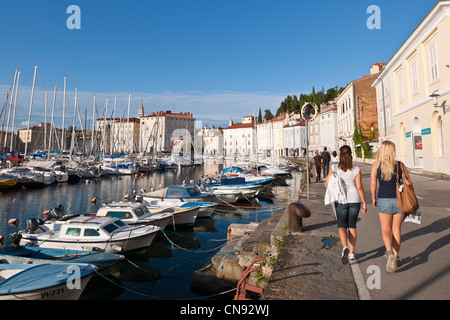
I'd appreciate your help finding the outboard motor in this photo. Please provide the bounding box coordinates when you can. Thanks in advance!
[10,232,22,247]
[47,207,65,221]
[26,218,40,234]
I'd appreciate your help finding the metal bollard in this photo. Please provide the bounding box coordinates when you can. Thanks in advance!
[288,202,311,232]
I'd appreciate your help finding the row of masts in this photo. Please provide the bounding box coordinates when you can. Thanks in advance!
[1,67,157,162]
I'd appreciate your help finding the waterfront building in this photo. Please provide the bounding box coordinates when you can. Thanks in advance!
[96,104,195,156]
[336,65,382,156]
[256,114,288,157]
[283,120,306,157]
[17,123,62,154]
[372,0,450,174]
[139,110,195,155]
[200,126,224,157]
[223,116,256,159]
[319,104,339,154]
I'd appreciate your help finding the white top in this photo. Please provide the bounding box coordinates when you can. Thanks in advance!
[331,155,339,163]
[336,166,361,203]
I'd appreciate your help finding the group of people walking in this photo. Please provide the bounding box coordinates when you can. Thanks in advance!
[323,141,414,273]
[312,147,338,183]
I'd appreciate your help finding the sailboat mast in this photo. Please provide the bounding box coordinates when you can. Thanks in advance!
[10,70,20,152]
[24,66,38,159]
[48,85,57,159]
[44,91,48,157]
[61,76,67,152]
[4,69,18,150]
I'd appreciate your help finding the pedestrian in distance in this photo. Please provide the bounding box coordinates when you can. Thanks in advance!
[312,151,323,182]
[325,145,367,264]
[330,150,339,173]
[321,147,331,178]
[370,140,413,272]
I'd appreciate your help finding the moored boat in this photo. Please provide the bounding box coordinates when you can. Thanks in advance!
[15,215,160,254]
[0,262,96,300]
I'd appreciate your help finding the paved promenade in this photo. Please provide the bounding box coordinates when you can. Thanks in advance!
[262,162,450,300]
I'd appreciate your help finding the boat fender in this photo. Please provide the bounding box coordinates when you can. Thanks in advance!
[8,218,19,227]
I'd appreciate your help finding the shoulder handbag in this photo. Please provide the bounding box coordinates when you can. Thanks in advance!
[396,161,419,213]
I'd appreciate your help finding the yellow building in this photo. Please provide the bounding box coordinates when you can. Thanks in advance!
[372,0,450,175]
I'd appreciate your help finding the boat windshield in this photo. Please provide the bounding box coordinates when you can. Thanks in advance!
[134,207,146,217]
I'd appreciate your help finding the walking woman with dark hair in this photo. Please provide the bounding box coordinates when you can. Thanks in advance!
[326,145,367,263]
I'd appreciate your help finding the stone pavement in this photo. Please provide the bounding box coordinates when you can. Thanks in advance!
[262,177,360,300]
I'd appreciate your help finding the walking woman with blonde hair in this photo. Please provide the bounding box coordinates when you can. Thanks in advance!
[370,141,413,272]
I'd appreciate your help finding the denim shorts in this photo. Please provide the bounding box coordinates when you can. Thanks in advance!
[334,202,361,229]
[377,198,405,214]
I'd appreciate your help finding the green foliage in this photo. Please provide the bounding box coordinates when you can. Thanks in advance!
[275,86,345,116]
[264,109,274,121]
[258,108,262,123]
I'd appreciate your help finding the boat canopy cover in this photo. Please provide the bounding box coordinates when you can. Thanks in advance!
[143,185,205,198]
[222,166,243,173]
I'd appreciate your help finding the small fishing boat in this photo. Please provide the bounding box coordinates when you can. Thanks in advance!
[142,185,218,205]
[0,246,124,271]
[95,201,173,228]
[15,215,160,254]
[180,202,218,218]
[0,262,96,300]
[0,174,18,190]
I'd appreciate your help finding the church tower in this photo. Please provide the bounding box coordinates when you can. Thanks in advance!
[138,100,144,118]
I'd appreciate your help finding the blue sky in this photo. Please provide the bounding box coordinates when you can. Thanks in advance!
[0,0,438,128]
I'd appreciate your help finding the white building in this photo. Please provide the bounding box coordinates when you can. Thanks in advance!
[283,120,306,157]
[139,111,195,154]
[256,114,288,157]
[223,116,256,158]
[372,0,450,174]
[201,126,224,157]
[319,105,339,153]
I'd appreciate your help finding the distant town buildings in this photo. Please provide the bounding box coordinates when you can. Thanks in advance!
[4,1,449,176]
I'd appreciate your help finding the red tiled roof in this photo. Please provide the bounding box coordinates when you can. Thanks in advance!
[223,122,255,130]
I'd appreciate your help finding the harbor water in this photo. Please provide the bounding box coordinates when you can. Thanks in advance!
[0,162,302,300]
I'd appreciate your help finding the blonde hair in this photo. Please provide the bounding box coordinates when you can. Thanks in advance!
[374,141,397,181]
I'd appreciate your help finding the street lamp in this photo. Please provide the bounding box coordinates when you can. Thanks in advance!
[430,91,450,115]
[301,102,318,200]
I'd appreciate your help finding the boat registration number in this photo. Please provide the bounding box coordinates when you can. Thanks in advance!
[41,288,64,299]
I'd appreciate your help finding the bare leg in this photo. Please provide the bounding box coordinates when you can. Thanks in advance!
[391,213,404,258]
[348,228,357,254]
[378,213,393,252]
[338,228,348,248]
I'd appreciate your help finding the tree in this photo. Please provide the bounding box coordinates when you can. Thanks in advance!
[258,108,262,123]
[264,109,274,121]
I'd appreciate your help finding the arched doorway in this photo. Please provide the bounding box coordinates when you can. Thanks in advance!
[412,117,423,168]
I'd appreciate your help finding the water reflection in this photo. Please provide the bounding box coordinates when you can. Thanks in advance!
[0,163,301,300]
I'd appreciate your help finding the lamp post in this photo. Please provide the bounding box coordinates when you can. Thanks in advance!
[430,91,450,115]
[301,102,318,200]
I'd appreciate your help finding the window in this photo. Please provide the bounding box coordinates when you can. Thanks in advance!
[134,208,145,217]
[84,229,100,237]
[65,228,81,236]
[397,71,404,102]
[429,43,439,82]
[103,223,119,234]
[411,61,419,94]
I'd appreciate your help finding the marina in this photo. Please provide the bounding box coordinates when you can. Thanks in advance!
[0,161,302,300]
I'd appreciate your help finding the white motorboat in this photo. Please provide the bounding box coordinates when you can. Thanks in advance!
[16,215,160,254]
[142,185,218,206]
[0,263,96,300]
[95,201,173,228]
